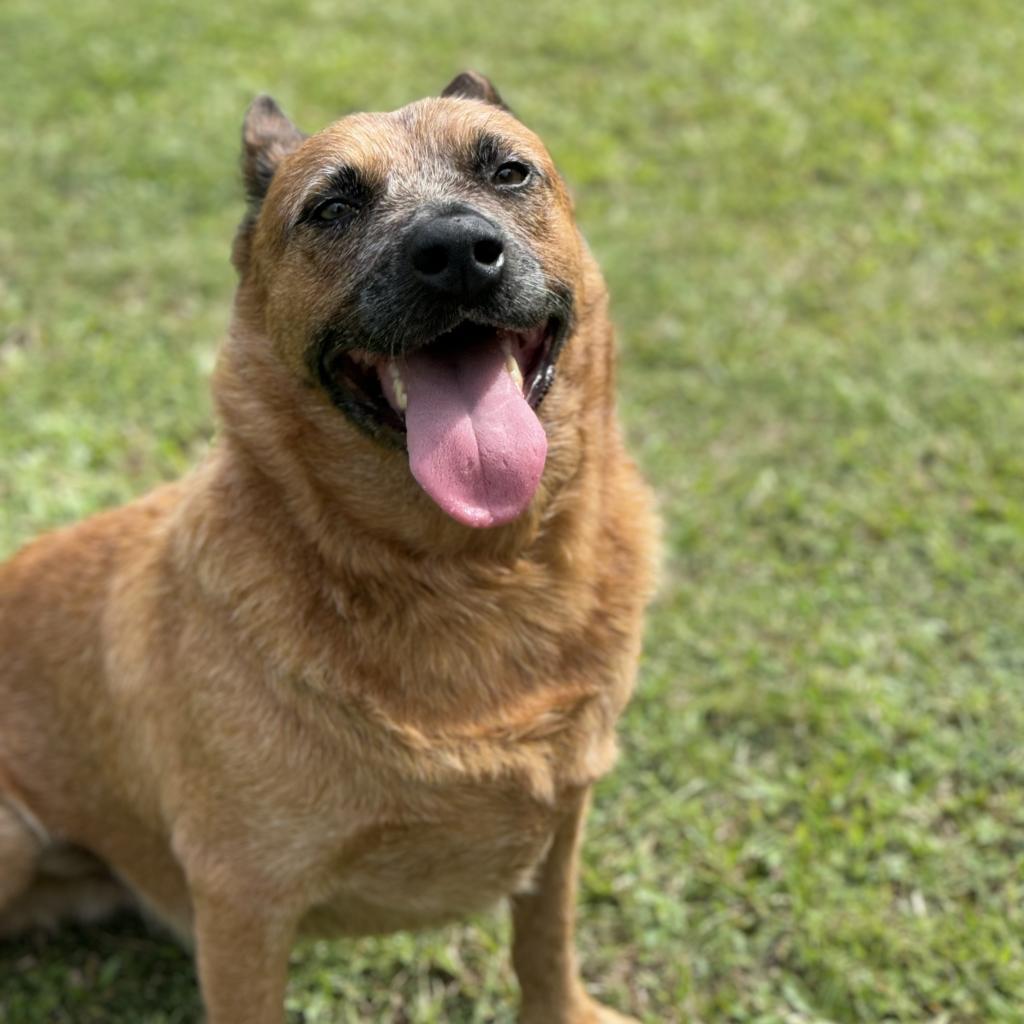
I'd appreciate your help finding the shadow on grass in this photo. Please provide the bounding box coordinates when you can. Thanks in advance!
[0,913,201,1024]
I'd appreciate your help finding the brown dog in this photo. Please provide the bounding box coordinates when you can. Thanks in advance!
[0,72,657,1023]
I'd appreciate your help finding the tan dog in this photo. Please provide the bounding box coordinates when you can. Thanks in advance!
[0,72,657,1023]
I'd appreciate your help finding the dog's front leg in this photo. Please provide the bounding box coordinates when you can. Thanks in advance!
[511,790,640,1024]
[192,884,298,1024]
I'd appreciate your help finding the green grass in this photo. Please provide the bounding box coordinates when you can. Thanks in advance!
[2,1,1024,1021]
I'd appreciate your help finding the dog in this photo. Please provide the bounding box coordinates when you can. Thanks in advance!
[0,71,658,1023]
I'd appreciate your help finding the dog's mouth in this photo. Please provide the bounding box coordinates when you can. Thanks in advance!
[321,316,564,528]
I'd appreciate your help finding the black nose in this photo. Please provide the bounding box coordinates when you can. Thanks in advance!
[407,212,505,301]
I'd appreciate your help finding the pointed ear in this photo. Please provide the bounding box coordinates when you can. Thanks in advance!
[241,95,306,203]
[440,70,508,111]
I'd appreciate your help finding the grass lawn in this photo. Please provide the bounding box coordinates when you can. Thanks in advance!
[2,1,1024,1021]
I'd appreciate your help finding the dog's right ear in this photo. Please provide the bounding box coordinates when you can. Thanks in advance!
[234,96,305,274]
[241,95,306,204]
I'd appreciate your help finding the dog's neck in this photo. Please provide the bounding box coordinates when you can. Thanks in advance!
[161,268,642,735]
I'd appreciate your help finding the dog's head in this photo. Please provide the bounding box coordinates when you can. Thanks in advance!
[223,74,604,539]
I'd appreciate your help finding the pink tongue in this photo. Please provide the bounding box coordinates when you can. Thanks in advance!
[400,336,547,528]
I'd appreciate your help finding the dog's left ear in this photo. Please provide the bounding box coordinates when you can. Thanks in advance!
[441,70,509,111]
[241,95,306,203]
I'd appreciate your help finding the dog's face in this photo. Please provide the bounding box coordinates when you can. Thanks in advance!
[230,74,593,532]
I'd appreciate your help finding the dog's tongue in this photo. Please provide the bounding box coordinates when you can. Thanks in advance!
[400,335,547,528]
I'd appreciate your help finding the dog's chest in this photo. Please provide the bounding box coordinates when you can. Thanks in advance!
[285,565,630,936]
[295,694,617,938]
[302,762,569,937]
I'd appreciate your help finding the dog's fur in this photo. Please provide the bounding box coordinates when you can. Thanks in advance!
[0,73,657,1023]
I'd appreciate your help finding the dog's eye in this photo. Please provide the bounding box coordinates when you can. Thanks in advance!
[314,200,355,223]
[493,161,531,188]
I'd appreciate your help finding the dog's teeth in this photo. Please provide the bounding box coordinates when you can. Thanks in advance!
[501,337,525,392]
[389,363,407,412]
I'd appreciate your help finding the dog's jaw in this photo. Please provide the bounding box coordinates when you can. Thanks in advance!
[313,315,568,528]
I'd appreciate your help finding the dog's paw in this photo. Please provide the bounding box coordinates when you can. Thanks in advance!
[520,999,642,1024]
[586,1003,641,1024]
